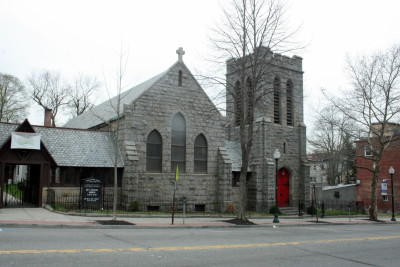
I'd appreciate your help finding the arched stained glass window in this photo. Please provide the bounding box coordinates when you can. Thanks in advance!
[146,130,162,172]
[194,134,208,173]
[171,113,186,172]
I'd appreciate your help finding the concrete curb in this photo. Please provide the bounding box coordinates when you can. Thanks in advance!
[1,208,397,230]
[0,219,394,230]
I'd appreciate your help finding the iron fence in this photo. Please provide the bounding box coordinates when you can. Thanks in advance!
[46,189,217,214]
[298,199,366,216]
[46,188,371,215]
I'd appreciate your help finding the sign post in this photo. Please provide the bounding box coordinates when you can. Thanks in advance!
[81,178,103,210]
[171,165,180,225]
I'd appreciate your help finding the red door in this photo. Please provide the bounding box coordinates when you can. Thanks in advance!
[278,168,290,207]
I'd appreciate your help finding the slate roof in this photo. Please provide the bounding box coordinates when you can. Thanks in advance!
[64,71,166,129]
[0,122,123,168]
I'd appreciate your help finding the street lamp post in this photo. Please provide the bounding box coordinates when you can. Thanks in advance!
[273,149,281,223]
[389,166,396,222]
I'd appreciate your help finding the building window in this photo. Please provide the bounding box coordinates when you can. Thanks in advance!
[234,81,241,126]
[178,70,183,86]
[231,171,251,187]
[383,195,389,202]
[246,77,253,123]
[364,145,373,157]
[60,167,78,186]
[194,134,208,173]
[286,80,293,126]
[146,130,162,172]
[171,113,186,172]
[334,191,340,199]
[273,77,281,124]
[283,142,287,154]
[232,171,240,187]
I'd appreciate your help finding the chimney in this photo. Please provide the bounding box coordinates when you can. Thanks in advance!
[44,108,53,127]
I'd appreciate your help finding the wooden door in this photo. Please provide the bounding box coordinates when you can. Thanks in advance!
[278,168,290,207]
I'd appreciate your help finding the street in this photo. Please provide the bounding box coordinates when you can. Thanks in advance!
[0,224,399,266]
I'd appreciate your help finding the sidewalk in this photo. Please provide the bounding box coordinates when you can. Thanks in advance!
[0,208,398,228]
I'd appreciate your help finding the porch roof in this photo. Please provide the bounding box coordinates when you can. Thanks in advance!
[0,122,123,168]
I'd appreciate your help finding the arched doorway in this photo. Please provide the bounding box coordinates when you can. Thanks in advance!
[277,168,290,207]
[0,120,54,208]
[2,164,42,207]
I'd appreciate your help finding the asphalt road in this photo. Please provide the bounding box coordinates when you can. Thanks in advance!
[0,224,399,267]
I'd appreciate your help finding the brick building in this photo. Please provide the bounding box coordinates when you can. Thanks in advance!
[355,124,400,212]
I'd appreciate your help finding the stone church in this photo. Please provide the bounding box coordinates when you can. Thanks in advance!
[0,47,308,212]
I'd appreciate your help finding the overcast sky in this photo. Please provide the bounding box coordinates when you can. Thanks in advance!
[1,0,400,127]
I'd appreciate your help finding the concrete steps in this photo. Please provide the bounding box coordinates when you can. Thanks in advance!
[279,207,300,216]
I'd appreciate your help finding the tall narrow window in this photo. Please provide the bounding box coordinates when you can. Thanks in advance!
[273,77,281,124]
[286,80,293,126]
[246,77,253,123]
[194,134,208,173]
[171,113,186,172]
[146,130,162,172]
[178,70,183,86]
[234,81,241,126]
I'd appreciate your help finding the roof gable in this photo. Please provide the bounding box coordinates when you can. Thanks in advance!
[64,59,222,129]
[135,61,223,121]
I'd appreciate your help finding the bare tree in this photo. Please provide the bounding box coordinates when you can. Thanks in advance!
[0,73,28,122]
[68,74,99,117]
[91,49,127,220]
[28,71,70,126]
[212,0,298,221]
[309,104,356,185]
[328,45,400,220]
[110,51,126,220]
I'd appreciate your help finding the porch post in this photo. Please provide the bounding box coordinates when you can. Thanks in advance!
[0,162,4,208]
[38,163,47,207]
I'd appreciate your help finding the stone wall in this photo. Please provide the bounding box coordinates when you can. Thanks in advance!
[225,49,307,211]
[120,62,226,212]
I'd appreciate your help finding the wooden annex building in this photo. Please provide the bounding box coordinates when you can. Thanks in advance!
[0,119,122,208]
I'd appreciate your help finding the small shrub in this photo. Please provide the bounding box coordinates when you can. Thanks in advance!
[53,204,67,212]
[226,203,236,214]
[307,206,317,215]
[17,181,25,191]
[269,206,281,215]
[128,201,140,212]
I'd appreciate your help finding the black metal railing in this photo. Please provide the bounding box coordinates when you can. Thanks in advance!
[46,190,217,214]
[298,199,366,217]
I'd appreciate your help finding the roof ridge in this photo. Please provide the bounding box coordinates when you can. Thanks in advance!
[63,67,170,129]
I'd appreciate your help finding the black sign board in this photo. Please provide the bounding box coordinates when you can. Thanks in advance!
[80,178,103,209]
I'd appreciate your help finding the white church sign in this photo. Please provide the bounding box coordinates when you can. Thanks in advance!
[11,132,41,150]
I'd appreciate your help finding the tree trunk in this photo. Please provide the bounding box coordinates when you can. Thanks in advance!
[112,163,118,220]
[369,172,378,220]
